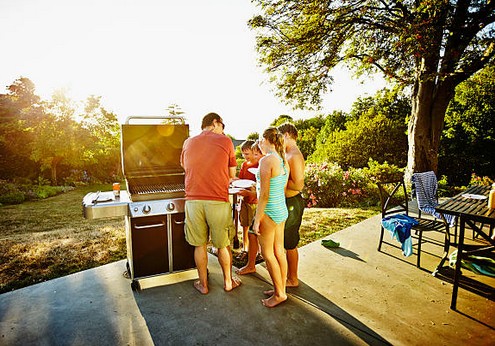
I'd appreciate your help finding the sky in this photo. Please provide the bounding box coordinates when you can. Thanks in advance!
[0,0,386,139]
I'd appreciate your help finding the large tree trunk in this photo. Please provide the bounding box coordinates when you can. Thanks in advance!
[406,73,456,183]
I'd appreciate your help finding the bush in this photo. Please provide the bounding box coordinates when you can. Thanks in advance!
[468,173,494,187]
[0,180,26,205]
[0,191,25,205]
[0,180,75,205]
[303,160,404,208]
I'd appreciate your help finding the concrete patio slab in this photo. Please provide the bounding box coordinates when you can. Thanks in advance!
[1,213,493,345]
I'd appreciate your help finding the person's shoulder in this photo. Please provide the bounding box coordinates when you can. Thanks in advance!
[287,146,304,161]
[261,153,278,164]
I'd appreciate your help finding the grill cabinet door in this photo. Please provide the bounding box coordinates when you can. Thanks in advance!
[170,213,195,271]
[130,215,169,278]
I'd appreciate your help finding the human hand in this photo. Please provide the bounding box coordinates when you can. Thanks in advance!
[252,220,261,236]
[238,186,256,197]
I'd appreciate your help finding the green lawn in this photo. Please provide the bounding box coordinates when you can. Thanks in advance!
[0,184,379,293]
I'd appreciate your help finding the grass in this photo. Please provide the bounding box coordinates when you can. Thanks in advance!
[0,184,380,293]
[0,184,125,293]
[298,207,379,246]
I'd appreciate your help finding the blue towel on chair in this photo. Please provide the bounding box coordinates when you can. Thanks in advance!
[381,214,418,257]
[412,171,456,227]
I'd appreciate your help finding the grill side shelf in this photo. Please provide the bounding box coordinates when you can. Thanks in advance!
[82,191,130,219]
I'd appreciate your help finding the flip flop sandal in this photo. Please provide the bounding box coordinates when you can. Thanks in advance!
[321,239,340,248]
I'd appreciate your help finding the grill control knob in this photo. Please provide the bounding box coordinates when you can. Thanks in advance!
[142,204,151,214]
[166,202,175,212]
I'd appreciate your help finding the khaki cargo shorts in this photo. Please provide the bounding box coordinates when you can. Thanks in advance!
[185,200,235,248]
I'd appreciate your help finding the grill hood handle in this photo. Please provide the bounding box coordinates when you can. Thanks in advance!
[124,115,185,125]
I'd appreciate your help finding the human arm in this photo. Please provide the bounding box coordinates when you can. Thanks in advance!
[229,166,236,179]
[237,186,256,198]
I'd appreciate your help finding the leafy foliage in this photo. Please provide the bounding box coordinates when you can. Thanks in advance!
[310,89,409,168]
[249,0,495,175]
[249,0,495,108]
[304,159,403,208]
[0,78,122,185]
[439,66,495,185]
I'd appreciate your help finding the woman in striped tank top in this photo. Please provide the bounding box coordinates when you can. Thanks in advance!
[252,127,290,308]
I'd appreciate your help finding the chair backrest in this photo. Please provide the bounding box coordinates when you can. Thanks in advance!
[377,179,409,218]
[411,171,438,210]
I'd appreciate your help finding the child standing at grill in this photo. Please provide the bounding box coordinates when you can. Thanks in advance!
[235,140,258,260]
[236,141,264,275]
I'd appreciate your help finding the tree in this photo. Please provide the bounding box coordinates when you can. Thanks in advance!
[247,132,259,140]
[311,112,408,168]
[81,95,121,181]
[439,65,495,184]
[270,114,294,126]
[0,77,42,180]
[310,88,409,167]
[30,90,91,184]
[249,0,495,178]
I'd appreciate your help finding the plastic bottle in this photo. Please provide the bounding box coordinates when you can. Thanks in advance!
[489,183,495,209]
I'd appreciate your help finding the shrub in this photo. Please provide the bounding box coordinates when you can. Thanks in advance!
[468,173,494,187]
[0,180,26,205]
[303,160,404,208]
[0,191,25,205]
[0,180,75,205]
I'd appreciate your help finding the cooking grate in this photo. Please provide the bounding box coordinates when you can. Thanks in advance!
[130,183,185,195]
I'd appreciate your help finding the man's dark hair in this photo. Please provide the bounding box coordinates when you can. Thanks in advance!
[201,112,221,130]
[277,122,298,140]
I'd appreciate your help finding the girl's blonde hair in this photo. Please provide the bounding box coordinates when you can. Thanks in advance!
[262,127,285,161]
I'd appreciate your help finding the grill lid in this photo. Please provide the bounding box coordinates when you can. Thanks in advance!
[121,117,189,178]
[121,116,189,201]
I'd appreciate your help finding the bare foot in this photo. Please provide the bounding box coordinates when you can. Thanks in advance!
[194,280,209,295]
[286,279,299,288]
[261,294,287,308]
[224,276,242,292]
[236,265,256,275]
[263,289,274,296]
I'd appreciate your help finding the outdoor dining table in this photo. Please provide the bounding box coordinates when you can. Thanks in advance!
[435,185,495,310]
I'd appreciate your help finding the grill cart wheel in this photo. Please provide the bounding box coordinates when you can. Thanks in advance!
[131,280,140,291]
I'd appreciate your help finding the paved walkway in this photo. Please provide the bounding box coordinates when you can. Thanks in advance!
[1,213,494,345]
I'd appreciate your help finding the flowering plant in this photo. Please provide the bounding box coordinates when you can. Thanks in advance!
[303,159,403,208]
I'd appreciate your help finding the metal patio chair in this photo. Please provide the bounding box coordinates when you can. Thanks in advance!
[377,178,450,269]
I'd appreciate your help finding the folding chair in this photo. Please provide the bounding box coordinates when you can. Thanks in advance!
[377,178,450,269]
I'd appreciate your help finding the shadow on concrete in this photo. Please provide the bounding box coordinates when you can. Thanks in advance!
[434,266,495,302]
[322,246,366,263]
[133,266,391,346]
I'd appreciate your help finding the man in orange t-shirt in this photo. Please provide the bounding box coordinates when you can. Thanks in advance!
[180,112,241,295]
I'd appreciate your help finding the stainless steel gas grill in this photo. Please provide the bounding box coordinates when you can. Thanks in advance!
[82,116,195,290]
